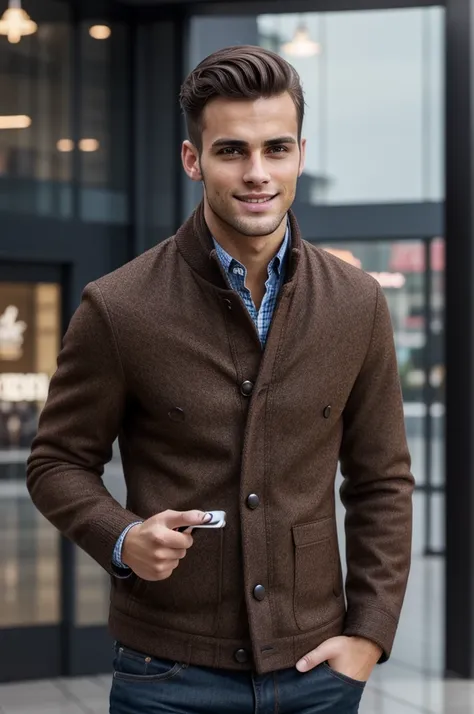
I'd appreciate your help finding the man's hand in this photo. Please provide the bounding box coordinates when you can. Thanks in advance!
[121,509,212,581]
[296,636,383,682]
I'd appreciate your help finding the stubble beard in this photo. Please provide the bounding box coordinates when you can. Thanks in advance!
[205,188,287,239]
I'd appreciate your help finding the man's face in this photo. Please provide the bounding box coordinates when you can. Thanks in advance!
[182,92,306,239]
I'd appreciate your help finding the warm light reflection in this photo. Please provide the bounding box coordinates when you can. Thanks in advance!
[0,114,31,129]
[324,248,361,268]
[56,139,74,153]
[79,138,100,152]
[56,138,100,152]
[282,25,321,58]
[89,25,111,40]
[0,0,37,44]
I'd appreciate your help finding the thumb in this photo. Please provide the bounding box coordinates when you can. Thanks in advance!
[161,509,212,530]
[296,638,341,673]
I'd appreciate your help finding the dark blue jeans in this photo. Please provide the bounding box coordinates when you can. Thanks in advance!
[109,643,366,714]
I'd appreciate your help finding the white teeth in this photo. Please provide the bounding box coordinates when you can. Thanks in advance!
[242,197,272,203]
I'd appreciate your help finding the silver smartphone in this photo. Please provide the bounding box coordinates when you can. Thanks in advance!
[177,510,226,532]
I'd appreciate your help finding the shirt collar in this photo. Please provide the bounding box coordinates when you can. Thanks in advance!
[272,224,290,277]
[212,221,291,278]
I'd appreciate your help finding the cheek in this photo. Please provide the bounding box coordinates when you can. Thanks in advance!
[210,165,242,196]
[207,164,237,191]
[275,165,301,192]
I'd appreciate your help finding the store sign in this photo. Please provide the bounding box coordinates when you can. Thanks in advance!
[0,373,49,402]
[368,271,406,289]
[323,249,406,289]
[324,248,362,268]
[389,238,445,273]
[0,305,27,361]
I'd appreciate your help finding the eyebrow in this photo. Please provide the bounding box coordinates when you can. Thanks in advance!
[211,136,297,149]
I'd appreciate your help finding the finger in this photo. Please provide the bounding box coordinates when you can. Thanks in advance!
[163,509,213,530]
[138,560,180,582]
[177,526,194,534]
[155,547,187,561]
[157,528,194,550]
[296,638,342,672]
[151,558,181,579]
[155,568,174,581]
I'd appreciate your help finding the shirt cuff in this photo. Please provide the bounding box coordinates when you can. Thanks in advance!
[112,521,142,577]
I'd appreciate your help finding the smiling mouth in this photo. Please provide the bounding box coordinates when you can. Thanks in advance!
[235,195,277,204]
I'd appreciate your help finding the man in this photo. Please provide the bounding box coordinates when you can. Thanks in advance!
[27,45,414,714]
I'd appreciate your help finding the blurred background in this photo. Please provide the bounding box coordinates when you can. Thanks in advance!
[0,0,472,711]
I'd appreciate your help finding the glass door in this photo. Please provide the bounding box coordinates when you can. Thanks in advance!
[0,264,63,682]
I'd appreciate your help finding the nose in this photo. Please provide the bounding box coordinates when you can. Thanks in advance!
[242,154,271,185]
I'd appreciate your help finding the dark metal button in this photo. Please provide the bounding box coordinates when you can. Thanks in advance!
[223,298,232,311]
[253,584,266,601]
[241,380,254,397]
[323,405,332,419]
[247,494,260,510]
[234,648,249,664]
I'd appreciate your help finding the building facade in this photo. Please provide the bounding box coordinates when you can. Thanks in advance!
[0,0,471,683]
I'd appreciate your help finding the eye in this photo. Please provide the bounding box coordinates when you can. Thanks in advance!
[267,145,288,154]
[218,147,242,156]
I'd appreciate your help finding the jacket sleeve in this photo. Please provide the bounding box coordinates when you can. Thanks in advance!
[27,281,141,574]
[339,282,415,661]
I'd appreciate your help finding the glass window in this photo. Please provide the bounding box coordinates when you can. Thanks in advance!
[75,445,126,626]
[0,7,131,225]
[79,21,130,224]
[186,7,445,209]
[0,4,72,218]
[0,282,61,626]
[430,237,444,490]
[138,21,182,248]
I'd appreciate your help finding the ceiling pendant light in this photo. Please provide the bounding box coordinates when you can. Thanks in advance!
[282,20,321,58]
[0,0,38,44]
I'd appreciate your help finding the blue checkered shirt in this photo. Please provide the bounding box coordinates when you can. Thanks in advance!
[112,224,290,572]
[213,225,290,347]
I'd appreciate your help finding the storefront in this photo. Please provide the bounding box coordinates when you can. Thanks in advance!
[0,0,471,682]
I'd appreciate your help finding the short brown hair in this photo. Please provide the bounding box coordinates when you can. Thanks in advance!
[179,45,305,150]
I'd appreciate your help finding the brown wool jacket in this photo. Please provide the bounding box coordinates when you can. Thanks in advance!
[27,202,414,675]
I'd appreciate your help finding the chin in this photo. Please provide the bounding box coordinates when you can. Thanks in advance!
[237,219,285,238]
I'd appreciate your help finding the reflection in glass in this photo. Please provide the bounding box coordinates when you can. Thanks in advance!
[0,282,61,626]
[79,22,129,223]
[431,238,445,489]
[75,447,126,626]
[259,8,445,204]
[0,19,72,217]
[0,1,38,45]
[189,7,444,208]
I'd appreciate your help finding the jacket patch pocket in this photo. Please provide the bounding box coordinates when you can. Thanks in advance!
[292,518,343,632]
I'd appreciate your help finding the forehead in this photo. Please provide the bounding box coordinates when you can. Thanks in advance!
[201,93,299,147]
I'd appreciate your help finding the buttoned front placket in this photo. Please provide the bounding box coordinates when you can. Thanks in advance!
[216,241,300,672]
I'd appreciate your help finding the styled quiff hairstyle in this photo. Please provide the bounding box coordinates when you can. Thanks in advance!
[179,45,305,151]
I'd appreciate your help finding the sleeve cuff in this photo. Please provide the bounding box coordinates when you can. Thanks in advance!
[343,604,398,663]
[111,521,143,577]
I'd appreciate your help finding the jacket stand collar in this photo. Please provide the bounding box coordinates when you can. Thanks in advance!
[175,200,302,288]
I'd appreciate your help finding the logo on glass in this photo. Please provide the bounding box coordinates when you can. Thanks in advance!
[0,305,27,361]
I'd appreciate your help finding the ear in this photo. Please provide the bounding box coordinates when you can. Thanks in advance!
[298,138,307,177]
[182,140,202,182]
